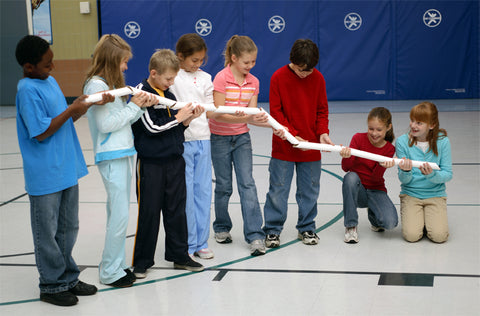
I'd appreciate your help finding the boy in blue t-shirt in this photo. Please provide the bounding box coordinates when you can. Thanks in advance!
[15,35,112,306]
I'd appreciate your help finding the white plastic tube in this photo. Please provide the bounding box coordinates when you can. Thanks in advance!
[294,142,440,170]
[85,86,134,103]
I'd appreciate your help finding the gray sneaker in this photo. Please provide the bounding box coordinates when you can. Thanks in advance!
[298,231,319,245]
[344,227,359,243]
[249,239,266,256]
[214,232,232,244]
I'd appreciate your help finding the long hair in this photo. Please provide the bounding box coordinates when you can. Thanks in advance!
[408,101,447,156]
[223,35,257,67]
[85,34,132,89]
[368,107,394,143]
[175,33,208,65]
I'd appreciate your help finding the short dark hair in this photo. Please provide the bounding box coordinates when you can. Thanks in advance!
[289,39,319,70]
[15,35,50,66]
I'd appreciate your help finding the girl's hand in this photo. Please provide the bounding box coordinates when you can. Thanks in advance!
[339,146,351,158]
[398,157,412,171]
[250,112,268,124]
[175,103,194,122]
[94,92,115,106]
[380,159,395,169]
[132,92,157,108]
[419,162,433,175]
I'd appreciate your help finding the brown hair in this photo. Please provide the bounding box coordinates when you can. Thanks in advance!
[289,39,319,70]
[149,49,180,74]
[85,34,132,90]
[223,35,257,67]
[175,33,208,65]
[368,107,395,143]
[408,101,447,156]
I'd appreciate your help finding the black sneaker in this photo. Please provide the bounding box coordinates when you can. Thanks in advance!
[124,268,137,282]
[107,274,134,288]
[40,291,78,306]
[69,280,97,296]
[174,258,204,272]
[265,234,280,248]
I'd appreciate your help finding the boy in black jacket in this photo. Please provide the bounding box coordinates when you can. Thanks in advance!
[132,49,204,278]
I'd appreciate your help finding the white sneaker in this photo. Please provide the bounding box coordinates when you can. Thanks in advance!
[344,227,359,243]
[249,239,266,256]
[214,232,232,244]
[298,231,319,245]
[194,248,214,259]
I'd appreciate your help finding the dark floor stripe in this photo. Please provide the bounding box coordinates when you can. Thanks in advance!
[378,273,434,287]
[212,269,228,281]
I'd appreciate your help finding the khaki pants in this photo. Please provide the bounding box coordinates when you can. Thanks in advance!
[400,194,449,243]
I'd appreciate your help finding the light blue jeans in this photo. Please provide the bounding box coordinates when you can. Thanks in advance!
[263,158,321,235]
[342,171,398,229]
[211,132,264,243]
[97,156,132,284]
[183,140,212,254]
[29,185,80,294]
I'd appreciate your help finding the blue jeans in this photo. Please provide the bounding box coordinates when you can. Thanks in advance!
[183,140,212,254]
[342,172,398,229]
[211,133,264,243]
[97,156,132,284]
[263,158,321,235]
[29,185,80,294]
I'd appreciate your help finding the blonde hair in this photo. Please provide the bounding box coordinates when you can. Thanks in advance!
[85,34,132,89]
[149,49,180,74]
[408,101,447,156]
[223,35,257,67]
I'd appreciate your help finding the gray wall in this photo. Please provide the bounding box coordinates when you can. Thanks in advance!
[1,0,28,106]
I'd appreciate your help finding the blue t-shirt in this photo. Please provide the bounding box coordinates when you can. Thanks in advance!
[15,76,88,196]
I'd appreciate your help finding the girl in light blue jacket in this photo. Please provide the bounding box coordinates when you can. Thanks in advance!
[397,102,452,243]
[83,34,156,287]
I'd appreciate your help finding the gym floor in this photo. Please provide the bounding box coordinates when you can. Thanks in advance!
[1,99,479,315]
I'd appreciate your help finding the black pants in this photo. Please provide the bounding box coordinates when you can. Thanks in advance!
[133,157,189,269]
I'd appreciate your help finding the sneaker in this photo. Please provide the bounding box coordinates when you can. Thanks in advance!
[124,268,137,282]
[265,234,280,248]
[249,239,266,256]
[194,248,214,259]
[107,274,134,288]
[298,231,319,245]
[133,267,147,279]
[40,291,78,306]
[214,232,232,244]
[344,227,359,244]
[174,258,205,272]
[371,225,385,232]
[69,280,97,296]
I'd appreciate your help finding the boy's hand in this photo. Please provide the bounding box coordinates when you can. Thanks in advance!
[191,105,204,119]
[70,95,93,118]
[175,103,194,122]
[273,128,286,140]
[319,133,334,145]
